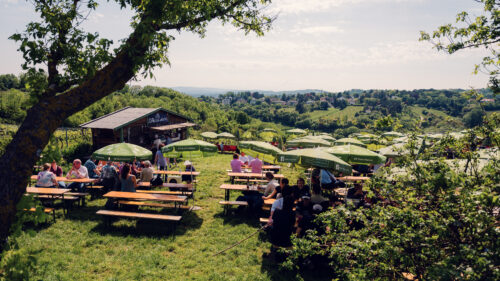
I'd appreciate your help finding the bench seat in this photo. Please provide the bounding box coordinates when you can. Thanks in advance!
[118,200,192,210]
[219,200,248,206]
[259,217,269,224]
[96,210,182,222]
[234,179,268,183]
[87,185,104,189]
[24,207,56,221]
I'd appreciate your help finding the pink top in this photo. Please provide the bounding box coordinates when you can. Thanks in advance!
[249,158,263,174]
[230,159,244,173]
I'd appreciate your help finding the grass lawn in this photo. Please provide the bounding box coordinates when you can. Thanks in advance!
[3,154,334,281]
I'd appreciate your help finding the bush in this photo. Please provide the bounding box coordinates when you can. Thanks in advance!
[62,142,93,163]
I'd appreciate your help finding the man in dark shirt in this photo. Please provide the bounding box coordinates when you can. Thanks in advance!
[292,178,310,201]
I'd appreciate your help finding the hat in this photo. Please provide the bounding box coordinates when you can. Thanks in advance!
[184,160,192,166]
[301,195,311,200]
[312,204,323,212]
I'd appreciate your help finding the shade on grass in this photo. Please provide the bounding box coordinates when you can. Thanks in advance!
[217,132,235,139]
[161,138,218,158]
[238,141,282,163]
[334,138,367,148]
[277,148,352,174]
[325,145,386,165]
[92,143,152,161]
[200,132,218,139]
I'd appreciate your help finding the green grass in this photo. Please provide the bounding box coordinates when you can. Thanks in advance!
[308,106,363,121]
[408,106,455,119]
[3,154,333,281]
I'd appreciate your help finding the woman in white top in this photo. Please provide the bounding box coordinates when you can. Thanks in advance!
[36,163,58,187]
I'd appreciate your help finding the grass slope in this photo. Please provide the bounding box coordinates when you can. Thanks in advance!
[5,154,334,281]
[308,106,363,121]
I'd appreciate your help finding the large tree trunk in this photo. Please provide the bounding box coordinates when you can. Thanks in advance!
[0,49,140,246]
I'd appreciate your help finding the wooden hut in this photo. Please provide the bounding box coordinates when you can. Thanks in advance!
[80,107,196,150]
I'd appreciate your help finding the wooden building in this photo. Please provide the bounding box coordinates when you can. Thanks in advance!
[80,107,196,150]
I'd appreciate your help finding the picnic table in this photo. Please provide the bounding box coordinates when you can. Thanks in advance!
[220,184,264,201]
[103,191,187,211]
[227,172,285,184]
[26,187,71,215]
[30,175,98,184]
[242,165,280,171]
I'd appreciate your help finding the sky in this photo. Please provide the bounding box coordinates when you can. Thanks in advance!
[0,0,492,92]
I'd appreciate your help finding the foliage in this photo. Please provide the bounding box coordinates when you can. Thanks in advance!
[283,117,500,280]
[420,0,500,92]
[61,142,93,163]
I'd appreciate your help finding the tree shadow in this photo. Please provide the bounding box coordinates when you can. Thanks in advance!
[89,208,203,238]
[213,210,263,228]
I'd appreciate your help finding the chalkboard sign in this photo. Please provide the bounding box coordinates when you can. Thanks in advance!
[147,111,169,126]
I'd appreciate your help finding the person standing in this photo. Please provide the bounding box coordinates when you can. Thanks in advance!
[66,159,89,192]
[154,145,168,180]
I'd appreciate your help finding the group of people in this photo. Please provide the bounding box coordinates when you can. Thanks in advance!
[230,152,263,174]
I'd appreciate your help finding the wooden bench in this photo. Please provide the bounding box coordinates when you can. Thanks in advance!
[219,200,248,215]
[118,200,192,211]
[86,185,104,200]
[259,217,269,224]
[96,210,182,229]
[65,192,89,206]
[24,207,56,222]
[136,190,193,197]
[37,195,79,208]
[234,179,268,183]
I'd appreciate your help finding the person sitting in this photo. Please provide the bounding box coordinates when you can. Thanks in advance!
[66,159,89,192]
[295,195,313,237]
[292,177,310,201]
[230,153,244,173]
[249,154,263,174]
[84,157,100,179]
[182,160,196,184]
[239,152,249,165]
[119,163,137,192]
[262,172,279,200]
[320,168,336,190]
[347,183,366,200]
[139,160,154,183]
[99,161,118,192]
[36,163,58,188]
[49,160,66,188]
[130,160,141,177]
[311,183,328,205]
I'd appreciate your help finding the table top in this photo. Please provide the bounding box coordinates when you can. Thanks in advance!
[220,184,264,191]
[26,187,70,195]
[338,176,370,182]
[103,191,187,202]
[153,170,200,176]
[227,172,285,179]
[242,165,280,170]
[30,175,98,183]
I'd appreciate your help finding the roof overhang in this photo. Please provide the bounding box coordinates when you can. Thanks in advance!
[150,122,197,131]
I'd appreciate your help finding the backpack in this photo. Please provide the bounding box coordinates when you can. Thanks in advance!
[150,175,164,187]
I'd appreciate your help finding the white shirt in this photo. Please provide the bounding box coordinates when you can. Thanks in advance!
[66,166,88,179]
[263,179,278,197]
[271,198,283,212]
[239,155,249,164]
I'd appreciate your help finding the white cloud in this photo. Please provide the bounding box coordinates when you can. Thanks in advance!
[291,25,344,35]
[268,0,424,15]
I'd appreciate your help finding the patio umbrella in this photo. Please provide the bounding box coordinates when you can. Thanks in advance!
[315,135,336,144]
[379,141,423,158]
[382,131,404,138]
[200,131,218,139]
[325,145,386,165]
[217,132,236,139]
[238,141,282,163]
[92,143,153,161]
[277,148,352,174]
[334,138,367,148]
[161,138,218,158]
[285,128,307,135]
[287,137,331,148]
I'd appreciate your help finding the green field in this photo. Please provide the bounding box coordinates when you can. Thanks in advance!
[3,154,334,281]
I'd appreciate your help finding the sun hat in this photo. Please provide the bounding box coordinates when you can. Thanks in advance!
[184,160,192,166]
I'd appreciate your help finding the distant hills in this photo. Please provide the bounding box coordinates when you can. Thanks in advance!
[170,86,325,97]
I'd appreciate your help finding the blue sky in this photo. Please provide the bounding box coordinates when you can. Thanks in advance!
[0,0,491,91]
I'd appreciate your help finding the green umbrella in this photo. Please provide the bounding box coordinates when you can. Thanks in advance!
[379,141,423,158]
[277,148,352,174]
[161,138,218,158]
[315,135,336,144]
[217,132,236,139]
[287,137,331,148]
[285,128,307,135]
[92,143,153,161]
[238,141,282,163]
[335,138,367,148]
[382,131,404,138]
[200,132,218,139]
[325,145,386,165]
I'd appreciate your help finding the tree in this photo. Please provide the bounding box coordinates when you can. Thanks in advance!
[420,0,499,92]
[0,0,273,246]
[463,107,485,128]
